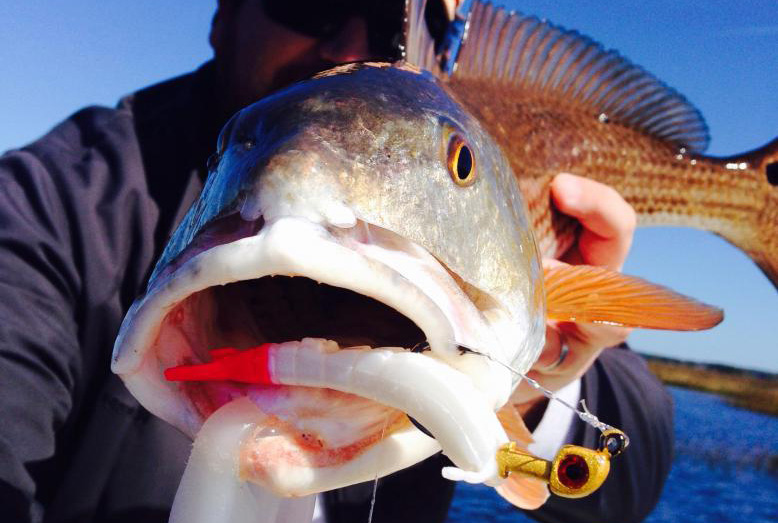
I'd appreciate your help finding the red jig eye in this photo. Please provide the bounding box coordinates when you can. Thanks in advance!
[557,454,590,489]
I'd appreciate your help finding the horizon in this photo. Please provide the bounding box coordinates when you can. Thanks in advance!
[1,1,776,371]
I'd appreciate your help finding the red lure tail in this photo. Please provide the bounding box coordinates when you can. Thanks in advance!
[164,344,274,384]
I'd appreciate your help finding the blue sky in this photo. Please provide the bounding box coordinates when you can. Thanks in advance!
[1,1,776,371]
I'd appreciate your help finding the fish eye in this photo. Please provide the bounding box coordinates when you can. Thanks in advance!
[447,134,476,187]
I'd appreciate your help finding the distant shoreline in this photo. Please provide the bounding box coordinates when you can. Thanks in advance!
[640,354,778,416]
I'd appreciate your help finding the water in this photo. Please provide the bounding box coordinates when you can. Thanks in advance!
[447,387,778,522]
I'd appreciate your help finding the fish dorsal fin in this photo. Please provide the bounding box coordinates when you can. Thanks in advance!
[495,402,549,509]
[449,1,709,152]
[403,0,440,74]
[544,264,723,330]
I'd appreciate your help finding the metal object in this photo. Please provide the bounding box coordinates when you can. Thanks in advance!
[496,428,628,498]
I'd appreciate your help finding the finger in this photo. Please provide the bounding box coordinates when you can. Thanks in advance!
[532,324,598,379]
[554,322,632,367]
[533,324,564,370]
[531,322,631,381]
[551,173,636,269]
[551,173,636,241]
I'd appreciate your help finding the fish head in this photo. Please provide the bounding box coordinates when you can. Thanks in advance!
[111,62,545,495]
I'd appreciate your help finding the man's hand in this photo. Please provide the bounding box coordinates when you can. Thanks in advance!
[514,174,637,413]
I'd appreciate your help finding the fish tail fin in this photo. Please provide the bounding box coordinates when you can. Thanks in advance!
[732,136,778,288]
[758,136,778,169]
[544,264,723,330]
[756,136,778,288]
[752,137,778,289]
[744,135,778,177]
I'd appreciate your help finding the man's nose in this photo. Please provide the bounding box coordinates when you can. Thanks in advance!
[319,16,372,63]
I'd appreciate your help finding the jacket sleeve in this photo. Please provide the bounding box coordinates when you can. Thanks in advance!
[526,345,675,523]
[0,108,158,522]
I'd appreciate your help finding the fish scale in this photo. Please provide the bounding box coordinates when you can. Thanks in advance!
[451,82,773,265]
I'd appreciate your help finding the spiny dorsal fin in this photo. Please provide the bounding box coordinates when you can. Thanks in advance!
[403,0,440,74]
[544,264,723,330]
[450,1,710,152]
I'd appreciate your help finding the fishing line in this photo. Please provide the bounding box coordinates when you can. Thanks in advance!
[366,414,390,523]
[456,343,618,434]
[519,372,615,433]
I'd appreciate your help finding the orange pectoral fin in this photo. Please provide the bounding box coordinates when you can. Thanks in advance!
[544,264,723,330]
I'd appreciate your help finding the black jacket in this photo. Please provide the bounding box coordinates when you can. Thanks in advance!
[0,63,674,523]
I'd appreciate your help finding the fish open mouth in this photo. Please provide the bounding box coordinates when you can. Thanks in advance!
[163,277,431,485]
[194,276,428,367]
[112,215,513,494]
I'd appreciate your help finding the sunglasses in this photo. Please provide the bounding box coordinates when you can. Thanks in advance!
[262,0,450,60]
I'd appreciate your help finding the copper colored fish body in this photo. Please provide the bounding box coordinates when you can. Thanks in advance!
[452,80,778,281]
[437,1,778,285]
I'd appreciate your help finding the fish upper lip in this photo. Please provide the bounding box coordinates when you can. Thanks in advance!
[113,216,496,374]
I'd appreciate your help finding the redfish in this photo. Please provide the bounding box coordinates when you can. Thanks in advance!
[110,59,721,519]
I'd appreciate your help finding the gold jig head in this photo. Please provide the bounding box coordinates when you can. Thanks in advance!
[496,428,628,499]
